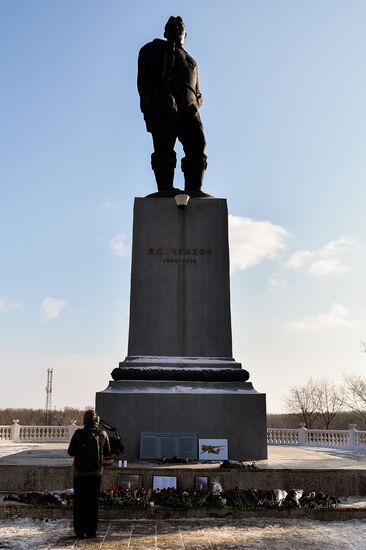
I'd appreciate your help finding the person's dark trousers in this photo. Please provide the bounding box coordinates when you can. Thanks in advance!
[73,475,101,538]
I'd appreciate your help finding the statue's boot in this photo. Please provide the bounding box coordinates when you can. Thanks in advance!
[181,154,212,198]
[148,151,183,197]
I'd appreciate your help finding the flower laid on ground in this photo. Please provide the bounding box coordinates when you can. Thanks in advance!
[152,488,223,509]
[4,487,339,510]
[99,487,152,508]
[222,488,338,510]
[4,491,73,507]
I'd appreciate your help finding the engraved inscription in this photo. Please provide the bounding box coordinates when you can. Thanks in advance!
[140,432,197,459]
[163,258,197,264]
[147,247,213,264]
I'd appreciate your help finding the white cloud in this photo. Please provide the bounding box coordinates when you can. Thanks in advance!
[287,303,357,333]
[308,258,348,275]
[41,297,68,320]
[286,250,313,269]
[109,233,129,257]
[286,237,352,276]
[228,215,289,273]
[268,275,286,290]
[99,199,118,212]
[0,297,23,313]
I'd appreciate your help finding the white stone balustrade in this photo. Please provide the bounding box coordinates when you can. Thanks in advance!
[1,422,366,449]
[0,425,12,441]
[267,425,366,449]
[0,420,79,442]
[266,428,299,445]
[356,431,366,447]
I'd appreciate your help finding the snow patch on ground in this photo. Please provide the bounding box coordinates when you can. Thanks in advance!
[0,518,72,549]
[302,446,366,459]
[0,443,38,459]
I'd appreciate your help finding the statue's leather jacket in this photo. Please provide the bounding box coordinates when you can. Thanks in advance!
[137,38,203,132]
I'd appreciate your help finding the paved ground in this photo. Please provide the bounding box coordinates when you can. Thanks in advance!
[0,442,366,550]
[1,442,366,469]
[1,517,366,549]
[1,443,365,548]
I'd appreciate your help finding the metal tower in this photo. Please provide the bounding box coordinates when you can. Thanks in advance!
[45,368,53,425]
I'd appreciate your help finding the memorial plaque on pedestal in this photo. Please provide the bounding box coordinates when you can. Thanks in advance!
[140,432,197,459]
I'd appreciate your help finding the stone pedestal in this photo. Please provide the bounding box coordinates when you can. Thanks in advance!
[96,197,267,460]
[128,197,233,357]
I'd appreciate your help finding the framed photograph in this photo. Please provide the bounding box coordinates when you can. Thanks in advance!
[152,475,177,490]
[195,476,209,491]
[198,439,228,460]
[117,474,142,490]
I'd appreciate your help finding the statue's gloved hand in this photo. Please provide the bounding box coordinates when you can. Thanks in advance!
[186,103,198,114]
[159,93,178,113]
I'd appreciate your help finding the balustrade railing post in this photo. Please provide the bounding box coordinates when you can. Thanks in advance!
[298,423,307,446]
[10,419,20,442]
[348,424,357,447]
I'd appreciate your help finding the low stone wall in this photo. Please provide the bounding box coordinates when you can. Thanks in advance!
[1,465,366,496]
[1,503,366,522]
[0,466,73,492]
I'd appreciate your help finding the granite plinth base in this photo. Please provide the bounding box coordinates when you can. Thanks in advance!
[112,355,250,382]
[119,355,244,369]
[96,380,267,461]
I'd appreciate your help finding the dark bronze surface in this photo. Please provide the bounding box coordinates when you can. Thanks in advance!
[138,17,209,197]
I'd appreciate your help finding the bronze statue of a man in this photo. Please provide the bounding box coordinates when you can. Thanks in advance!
[137,16,209,197]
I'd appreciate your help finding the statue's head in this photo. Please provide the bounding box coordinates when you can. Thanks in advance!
[164,16,186,46]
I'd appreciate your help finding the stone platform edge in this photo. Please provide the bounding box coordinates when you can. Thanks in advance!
[1,465,366,496]
[1,501,366,522]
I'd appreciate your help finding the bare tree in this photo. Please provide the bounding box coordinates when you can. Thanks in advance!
[0,407,85,426]
[343,374,366,424]
[285,378,320,428]
[313,378,343,429]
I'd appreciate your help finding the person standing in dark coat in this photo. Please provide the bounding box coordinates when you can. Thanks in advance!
[138,16,209,197]
[68,409,111,539]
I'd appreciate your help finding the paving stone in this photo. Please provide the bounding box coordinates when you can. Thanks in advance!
[2,518,366,549]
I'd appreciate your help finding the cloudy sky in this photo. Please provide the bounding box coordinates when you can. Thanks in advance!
[1,1,365,413]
